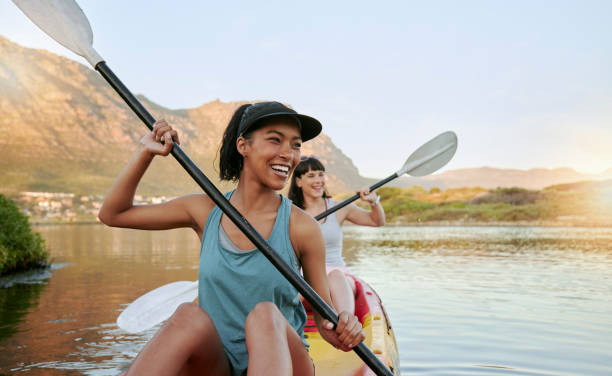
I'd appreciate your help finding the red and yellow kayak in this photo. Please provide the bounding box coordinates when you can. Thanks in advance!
[302,274,401,375]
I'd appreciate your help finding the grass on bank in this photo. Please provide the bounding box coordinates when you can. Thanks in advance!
[0,194,49,276]
[335,181,612,225]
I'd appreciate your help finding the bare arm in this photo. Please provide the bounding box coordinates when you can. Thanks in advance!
[342,188,385,227]
[98,120,212,234]
[291,208,365,351]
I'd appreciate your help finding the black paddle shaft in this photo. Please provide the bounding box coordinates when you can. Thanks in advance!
[314,172,398,221]
[94,62,393,376]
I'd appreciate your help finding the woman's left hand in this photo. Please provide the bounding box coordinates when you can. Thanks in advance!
[319,311,365,352]
[140,119,181,157]
[357,187,377,205]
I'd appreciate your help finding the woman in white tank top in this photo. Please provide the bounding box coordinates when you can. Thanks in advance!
[288,156,386,314]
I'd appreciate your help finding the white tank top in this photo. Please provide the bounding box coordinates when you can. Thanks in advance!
[319,199,345,267]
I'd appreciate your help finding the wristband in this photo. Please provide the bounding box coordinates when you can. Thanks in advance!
[371,194,380,206]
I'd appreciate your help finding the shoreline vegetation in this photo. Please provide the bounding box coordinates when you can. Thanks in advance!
[343,181,612,228]
[0,194,49,276]
[3,179,612,227]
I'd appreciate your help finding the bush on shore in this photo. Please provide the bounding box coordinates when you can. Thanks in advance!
[373,185,591,224]
[470,187,541,206]
[0,194,49,276]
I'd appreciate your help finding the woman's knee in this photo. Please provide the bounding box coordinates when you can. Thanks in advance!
[245,301,283,332]
[328,269,345,283]
[167,302,214,337]
[327,270,356,297]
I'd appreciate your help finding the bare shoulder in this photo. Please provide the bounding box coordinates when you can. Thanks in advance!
[175,193,216,231]
[180,193,214,209]
[290,205,320,233]
[289,205,324,255]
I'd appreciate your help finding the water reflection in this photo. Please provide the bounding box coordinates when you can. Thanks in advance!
[0,282,46,341]
[20,325,152,375]
[0,225,611,375]
[343,226,612,376]
[0,224,201,375]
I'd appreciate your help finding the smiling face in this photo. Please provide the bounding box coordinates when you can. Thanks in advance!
[237,119,302,191]
[296,168,327,199]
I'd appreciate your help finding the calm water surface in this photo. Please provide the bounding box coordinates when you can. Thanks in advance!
[1,225,611,375]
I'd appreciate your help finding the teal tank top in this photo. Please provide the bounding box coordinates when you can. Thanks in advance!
[198,191,307,375]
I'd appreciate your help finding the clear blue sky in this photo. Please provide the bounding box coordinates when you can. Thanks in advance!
[2,0,611,178]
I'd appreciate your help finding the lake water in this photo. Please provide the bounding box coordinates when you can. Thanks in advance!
[1,225,611,375]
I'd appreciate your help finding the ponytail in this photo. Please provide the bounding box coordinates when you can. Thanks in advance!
[219,104,251,181]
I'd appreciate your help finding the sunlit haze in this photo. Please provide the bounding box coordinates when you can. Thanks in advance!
[2,0,610,178]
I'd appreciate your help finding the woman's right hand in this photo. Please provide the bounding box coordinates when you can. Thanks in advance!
[140,119,180,156]
[319,311,365,352]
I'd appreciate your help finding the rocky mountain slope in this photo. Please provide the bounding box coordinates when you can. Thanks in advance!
[0,36,363,196]
[1,35,609,195]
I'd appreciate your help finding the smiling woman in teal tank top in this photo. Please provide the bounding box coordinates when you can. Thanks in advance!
[198,191,308,373]
[99,102,365,375]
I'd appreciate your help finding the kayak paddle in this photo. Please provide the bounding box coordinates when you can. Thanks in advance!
[315,130,458,221]
[11,1,392,374]
[117,281,199,333]
[115,130,458,333]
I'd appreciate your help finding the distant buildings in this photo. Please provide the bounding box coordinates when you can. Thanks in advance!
[9,192,172,223]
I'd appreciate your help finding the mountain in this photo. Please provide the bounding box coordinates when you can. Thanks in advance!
[0,36,364,196]
[390,166,611,190]
[1,35,609,195]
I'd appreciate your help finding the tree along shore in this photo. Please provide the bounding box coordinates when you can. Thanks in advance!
[0,194,49,276]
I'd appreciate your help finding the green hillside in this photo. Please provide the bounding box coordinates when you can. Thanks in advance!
[341,180,612,226]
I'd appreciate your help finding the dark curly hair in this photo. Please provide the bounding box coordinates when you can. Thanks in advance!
[218,104,251,181]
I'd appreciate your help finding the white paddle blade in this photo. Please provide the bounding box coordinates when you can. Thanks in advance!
[117,280,199,333]
[397,131,458,177]
[12,0,103,67]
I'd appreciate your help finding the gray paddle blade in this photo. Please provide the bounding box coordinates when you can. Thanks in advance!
[12,0,103,67]
[397,131,458,177]
[117,280,199,333]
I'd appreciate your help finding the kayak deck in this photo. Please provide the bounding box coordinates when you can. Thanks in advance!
[302,275,400,375]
